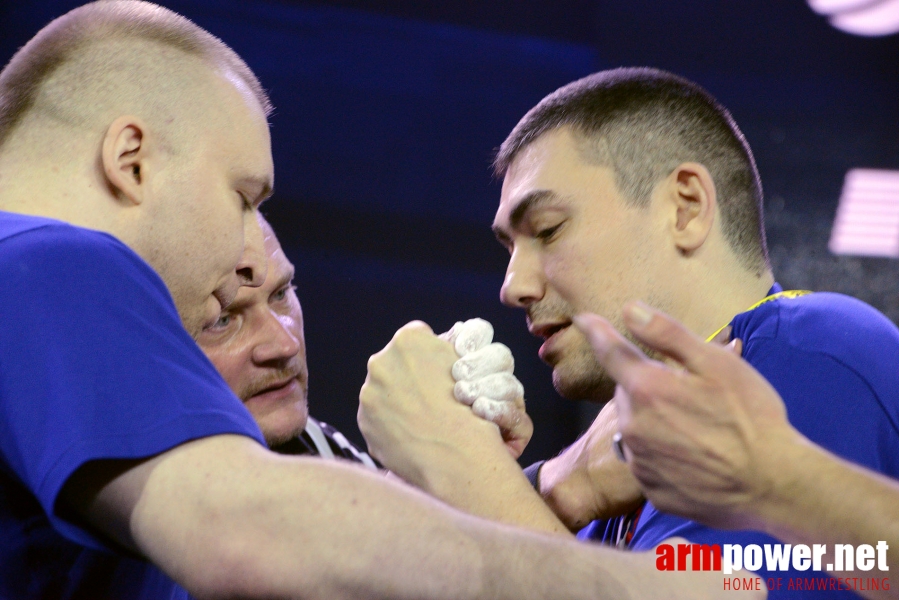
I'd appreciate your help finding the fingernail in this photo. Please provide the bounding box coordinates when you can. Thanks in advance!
[625,302,653,327]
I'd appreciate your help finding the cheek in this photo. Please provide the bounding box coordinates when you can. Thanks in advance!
[544,241,601,301]
[285,318,308,360]
[201,184,245,252]
[206,352,243,390]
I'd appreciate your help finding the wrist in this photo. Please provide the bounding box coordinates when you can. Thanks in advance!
[539,453,595,531]
[523,460,545,491]
[419,420,521,499]
[741,428,822,537]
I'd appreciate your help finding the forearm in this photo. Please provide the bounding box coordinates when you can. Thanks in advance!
[752,439,899,600]
[123,435,635,599]
[537,401,644,531]
[410,431,572,536]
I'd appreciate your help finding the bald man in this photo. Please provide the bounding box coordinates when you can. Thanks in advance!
[0,3,752,599]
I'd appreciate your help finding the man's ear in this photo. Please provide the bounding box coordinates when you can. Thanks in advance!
[101,116,150,205]
[664,162,717,254]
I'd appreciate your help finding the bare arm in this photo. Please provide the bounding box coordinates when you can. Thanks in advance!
[64,433,759,600]
[575,303,899,599]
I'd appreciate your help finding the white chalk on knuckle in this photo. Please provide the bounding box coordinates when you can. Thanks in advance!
[472,397,508,423]
[453,380,478,405]
[451,360,472,381]
[454,318,494,356]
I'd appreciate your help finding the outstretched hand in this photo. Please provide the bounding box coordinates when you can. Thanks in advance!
[573,302,802,530]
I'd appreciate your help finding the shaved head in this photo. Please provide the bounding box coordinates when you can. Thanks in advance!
[0,0,271,154]
[0,1,276,338]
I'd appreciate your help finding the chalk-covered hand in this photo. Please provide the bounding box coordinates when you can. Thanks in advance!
[441,318,533,458]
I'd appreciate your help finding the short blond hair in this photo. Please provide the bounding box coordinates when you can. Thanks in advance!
[0,0,272,149]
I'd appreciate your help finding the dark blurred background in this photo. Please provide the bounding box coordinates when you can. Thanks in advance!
[3,0,897,465]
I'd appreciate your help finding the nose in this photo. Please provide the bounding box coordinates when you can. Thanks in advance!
[499,245,545,308]
[236,211,267,287]
[252,310,302,364]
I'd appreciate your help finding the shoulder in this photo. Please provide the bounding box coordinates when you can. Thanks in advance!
[1,213,157,282]
[0,213,171,314]
[733,291,899,366]
[733,291,899,471]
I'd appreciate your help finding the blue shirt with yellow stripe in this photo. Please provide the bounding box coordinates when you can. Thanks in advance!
[580,284,899,598]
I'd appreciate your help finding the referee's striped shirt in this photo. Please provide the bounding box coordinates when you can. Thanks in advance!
[270,417,379,470]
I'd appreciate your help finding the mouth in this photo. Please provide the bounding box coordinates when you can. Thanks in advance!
[529,320,573,362]
[245,370,307,404]
[529,320,572,340]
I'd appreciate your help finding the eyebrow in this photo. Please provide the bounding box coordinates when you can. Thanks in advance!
[271,265,296,291]
[492,190,561,242]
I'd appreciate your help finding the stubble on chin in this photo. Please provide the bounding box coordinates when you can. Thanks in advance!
[550,321,663,402]
[551,340,617,401]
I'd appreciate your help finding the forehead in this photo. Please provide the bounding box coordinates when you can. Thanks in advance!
[261,228,293,286]
[494,127,619,229]
[202,71,275,186]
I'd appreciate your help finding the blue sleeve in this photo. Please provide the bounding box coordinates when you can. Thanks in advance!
[0,224,265,549]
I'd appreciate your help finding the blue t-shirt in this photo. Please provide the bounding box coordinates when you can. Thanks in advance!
[0,212,265,599]
[579,284,899,598]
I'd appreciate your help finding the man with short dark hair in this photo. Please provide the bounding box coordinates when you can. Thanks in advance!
[359,67,899,598]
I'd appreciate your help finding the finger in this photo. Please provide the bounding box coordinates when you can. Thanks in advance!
[472,398,534,458]
[612,384,633,430]
[471,397,511,425]
[572,313,652,387]
[709,324,732,346]
[452,318,494,356]
[454,372,524,405]
[438,321,464,345]
[620,301,720,375]
[452,342,514,380]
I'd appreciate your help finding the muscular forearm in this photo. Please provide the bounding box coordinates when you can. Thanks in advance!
[410,432,573,536]
[80,435,683,600]
[752,438,899,600]
[537,401,644,531]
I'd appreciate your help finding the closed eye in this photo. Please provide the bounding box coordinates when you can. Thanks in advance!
[238,191,253,212]
[536,223,563,242]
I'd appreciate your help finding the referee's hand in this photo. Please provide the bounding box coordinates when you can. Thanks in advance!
[574,301,797,531]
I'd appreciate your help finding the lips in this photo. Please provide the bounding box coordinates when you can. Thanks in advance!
[529,322,570,339]
[248,374,301,399]
[529,320,572,362]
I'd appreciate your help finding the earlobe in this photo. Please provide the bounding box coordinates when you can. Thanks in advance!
[668,162,716,254]
[102,116,149,205]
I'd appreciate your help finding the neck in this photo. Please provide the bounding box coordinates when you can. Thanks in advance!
[677,265,775,341]
[0,149,119,235]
